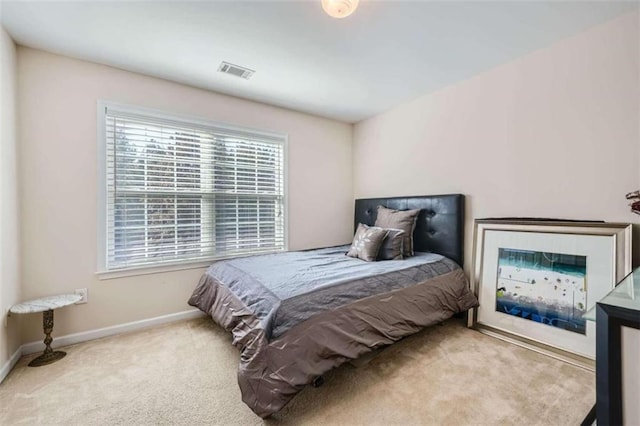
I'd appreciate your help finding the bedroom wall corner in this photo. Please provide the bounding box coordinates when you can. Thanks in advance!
[16,47,353,343]
[352,9,640,273]
[0,25,22,377]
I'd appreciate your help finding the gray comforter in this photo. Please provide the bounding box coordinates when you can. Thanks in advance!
[188,246,478,417]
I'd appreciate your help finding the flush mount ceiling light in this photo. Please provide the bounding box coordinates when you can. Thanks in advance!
[321,0,359,19]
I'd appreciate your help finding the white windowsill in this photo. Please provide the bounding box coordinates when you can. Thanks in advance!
[95,249,286,280]
[96,260,212,280]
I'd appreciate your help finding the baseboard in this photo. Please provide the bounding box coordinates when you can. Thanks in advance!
[21,309,206,355]
[0,346,23,384]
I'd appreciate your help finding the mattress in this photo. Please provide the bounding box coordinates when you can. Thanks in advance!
[188,246,478,417]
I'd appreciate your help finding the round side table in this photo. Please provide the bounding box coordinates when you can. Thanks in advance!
[10,294,82,367]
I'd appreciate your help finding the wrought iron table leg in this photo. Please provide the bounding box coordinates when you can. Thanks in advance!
[28,309,66,367]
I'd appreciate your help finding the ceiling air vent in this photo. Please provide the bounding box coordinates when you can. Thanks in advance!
[218,62,255,79]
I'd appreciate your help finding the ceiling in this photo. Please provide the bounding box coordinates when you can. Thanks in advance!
[1,1,637,123]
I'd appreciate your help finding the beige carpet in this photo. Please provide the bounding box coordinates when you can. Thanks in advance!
[0,317,594,425]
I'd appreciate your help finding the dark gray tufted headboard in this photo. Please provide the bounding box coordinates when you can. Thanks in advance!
[354,194,465,267]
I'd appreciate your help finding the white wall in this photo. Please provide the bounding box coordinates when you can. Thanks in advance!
[0,26,21,370]
[354,11,640,270]
[17,47,353,342]
[353,10,639,423]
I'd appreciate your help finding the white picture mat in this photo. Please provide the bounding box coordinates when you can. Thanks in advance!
[477,230,615,359]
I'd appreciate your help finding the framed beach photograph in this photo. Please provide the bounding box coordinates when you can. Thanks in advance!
[468,219,632,369]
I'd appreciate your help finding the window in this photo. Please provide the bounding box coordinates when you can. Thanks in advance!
[98,102,287,273]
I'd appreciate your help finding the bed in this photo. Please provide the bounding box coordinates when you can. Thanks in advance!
[188,194,478,417]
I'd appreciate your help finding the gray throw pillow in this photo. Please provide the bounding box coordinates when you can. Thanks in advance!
[374,206,420,257]
[346,223,388,262]
[377,228,405,260]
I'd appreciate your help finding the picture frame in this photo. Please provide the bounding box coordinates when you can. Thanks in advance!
[468,219,632,370]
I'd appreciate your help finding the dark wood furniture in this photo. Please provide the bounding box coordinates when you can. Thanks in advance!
[581,268,640,426]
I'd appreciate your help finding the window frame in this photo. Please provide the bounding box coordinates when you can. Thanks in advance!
[96,100,289,279]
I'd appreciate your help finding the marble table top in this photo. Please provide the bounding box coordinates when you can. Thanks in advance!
[10,294,82,314]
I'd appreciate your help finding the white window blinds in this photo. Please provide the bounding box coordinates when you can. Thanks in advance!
[102,104,286,271]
